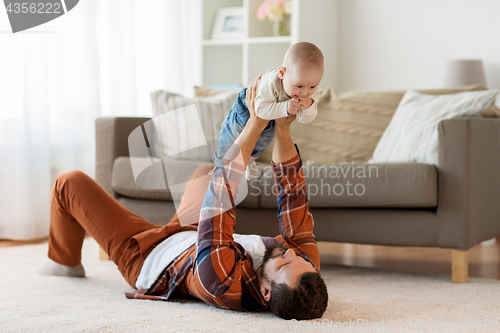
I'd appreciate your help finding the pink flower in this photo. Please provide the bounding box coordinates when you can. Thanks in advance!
[257,1,270,20]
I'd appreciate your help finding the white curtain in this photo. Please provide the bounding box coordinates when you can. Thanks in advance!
[0,0,201,240]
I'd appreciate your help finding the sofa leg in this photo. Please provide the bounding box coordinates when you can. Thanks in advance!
[451,249,468,283]
[99,247,111,261]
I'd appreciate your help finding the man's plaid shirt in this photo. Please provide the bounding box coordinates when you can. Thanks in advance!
[125,147,320,311]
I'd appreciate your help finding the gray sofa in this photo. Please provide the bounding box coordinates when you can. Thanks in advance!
[95,114,500,284]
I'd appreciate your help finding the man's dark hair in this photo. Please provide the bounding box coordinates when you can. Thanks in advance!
[266,271,328,320]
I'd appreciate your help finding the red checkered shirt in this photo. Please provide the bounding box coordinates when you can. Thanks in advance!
[125,147,320,311]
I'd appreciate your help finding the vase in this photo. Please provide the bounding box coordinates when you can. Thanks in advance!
[273,15,290,36]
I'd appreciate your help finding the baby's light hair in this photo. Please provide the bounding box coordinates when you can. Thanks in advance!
[283,42,324,71]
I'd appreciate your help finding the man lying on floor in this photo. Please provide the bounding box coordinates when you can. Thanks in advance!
[36,75,328,320]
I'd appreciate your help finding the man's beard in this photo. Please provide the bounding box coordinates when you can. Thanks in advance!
[259,242,288,280]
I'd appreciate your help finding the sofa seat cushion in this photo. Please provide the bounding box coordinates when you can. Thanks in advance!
[111,157,262,208]
[112,157,209,201]
[113,158,437,209]
[260,163,438,208]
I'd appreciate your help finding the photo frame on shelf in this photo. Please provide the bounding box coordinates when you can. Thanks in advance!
[211,7,245,39]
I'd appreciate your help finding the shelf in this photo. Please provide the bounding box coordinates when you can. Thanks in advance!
[247,36,292,44]
[200,0,339,87]
[203,36,292,46]
[202,39,244,46]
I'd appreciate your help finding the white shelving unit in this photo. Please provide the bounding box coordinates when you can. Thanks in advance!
[200,0,339,88]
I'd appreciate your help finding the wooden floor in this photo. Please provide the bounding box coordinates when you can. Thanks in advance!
[317,240,500,280]
[0,237,49,248]
[1,237,499,281]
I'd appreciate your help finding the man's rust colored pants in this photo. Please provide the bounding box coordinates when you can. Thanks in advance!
[47,166,212,288]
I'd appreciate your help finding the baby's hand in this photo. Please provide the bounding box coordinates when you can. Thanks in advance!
[287,97,300,116]
[298,96,313,110]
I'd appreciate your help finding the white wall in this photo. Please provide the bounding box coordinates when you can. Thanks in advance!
[297,0,340,89]
[339,0,500,101]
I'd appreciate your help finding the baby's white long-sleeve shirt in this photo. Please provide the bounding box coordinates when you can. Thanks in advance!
[253,67,320,124]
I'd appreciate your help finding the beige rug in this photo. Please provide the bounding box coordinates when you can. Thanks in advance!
[1,237,500,333]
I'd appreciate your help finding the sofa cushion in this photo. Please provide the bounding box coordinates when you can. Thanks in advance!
[111,157,262,208]
[260,162,438,208]
[370,89,497,164]
[194,86,240,97]
[112,157,209,201]
[256,84,500,165]
[150,90,239,162]
[114,158,437,209]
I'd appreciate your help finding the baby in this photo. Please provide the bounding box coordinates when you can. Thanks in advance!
[215,42,324,179]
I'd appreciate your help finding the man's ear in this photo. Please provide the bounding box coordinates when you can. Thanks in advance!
[260,283,271,302]
[278,66,285,79]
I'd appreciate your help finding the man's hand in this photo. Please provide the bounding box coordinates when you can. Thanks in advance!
[287,97,300,116]
[297,96,313,110]
[274,114,296,130]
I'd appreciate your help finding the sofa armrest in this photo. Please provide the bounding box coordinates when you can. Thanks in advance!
[95,117,152,198]
[437,117,500,249]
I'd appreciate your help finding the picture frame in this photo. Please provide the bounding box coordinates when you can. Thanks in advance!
[211,7,245,39]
